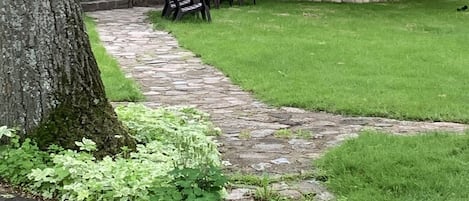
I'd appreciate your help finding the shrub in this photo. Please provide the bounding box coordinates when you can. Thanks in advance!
[0,127,51,186]
[0,104,226,201]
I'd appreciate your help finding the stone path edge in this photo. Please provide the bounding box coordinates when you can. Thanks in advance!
[88,7,468,201]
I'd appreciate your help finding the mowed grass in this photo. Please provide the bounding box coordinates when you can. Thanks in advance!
[85,18,144,102]
[316,132,469,201]
[149,0,469,123]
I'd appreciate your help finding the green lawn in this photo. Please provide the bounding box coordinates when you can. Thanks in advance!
[149,0,469,123]
[316,132,469,201]
[85,18,144,102]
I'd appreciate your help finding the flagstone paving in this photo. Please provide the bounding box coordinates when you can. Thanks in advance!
[88,7,468,200]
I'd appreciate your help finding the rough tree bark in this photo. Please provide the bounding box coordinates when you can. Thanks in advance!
[0,0,136,158]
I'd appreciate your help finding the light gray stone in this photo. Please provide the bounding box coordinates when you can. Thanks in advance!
[226,188,251,200]
[315,192,336,201]
[271,182,289,191]
[222,160,232,166]
[288,139,312,145]
[374,123,394,127]
[239,153,271,160]
[319,130,340,135]
[281,107,306,113]
[251,129,276,138]
[271,158,290,165]
[296,180,326,194]
[278,190,303,199]
[252,143,285,151]
[251,163,272,171]
[314,121,337,127]
[143,91,161,95]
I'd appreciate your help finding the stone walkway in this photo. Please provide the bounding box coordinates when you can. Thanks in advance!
[88,7,468,200]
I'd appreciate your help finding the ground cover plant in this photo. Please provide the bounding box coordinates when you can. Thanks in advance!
[149,0,469,123]
[85,18,144,102]
[316,131,469,201]
[0,104,226,201]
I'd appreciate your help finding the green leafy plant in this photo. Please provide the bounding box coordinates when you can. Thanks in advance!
[0,126,15,139]
[151,166,227,201]
[75,138,97,152]
[18,104,225,201]
[116,104,222,168]
[0,128,51,186]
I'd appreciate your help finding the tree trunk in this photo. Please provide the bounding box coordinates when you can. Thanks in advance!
[0,0,136,158]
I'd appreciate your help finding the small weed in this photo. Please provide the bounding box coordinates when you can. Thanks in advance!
[229,172,319,201]
[274,129,293,139]
[274,129,313,140]
[300,193,316,201]
[295,129,313,140]
[239,130,252,140]
[254,174,281,201]
[229,173,265,186]
[278,171,315,182]
[229,171,316,187]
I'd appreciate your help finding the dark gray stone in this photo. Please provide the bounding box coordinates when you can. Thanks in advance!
[340,117,371,125]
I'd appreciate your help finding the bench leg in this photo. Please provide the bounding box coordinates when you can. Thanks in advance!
[201,10,206,20]
[162,5,168,17]
[174,10,184,21]
[205,7,211,22]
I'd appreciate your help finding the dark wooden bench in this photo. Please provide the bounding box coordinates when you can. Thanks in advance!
[161,0,193,18]
[173,0,211,22]
[162,0,211,22]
